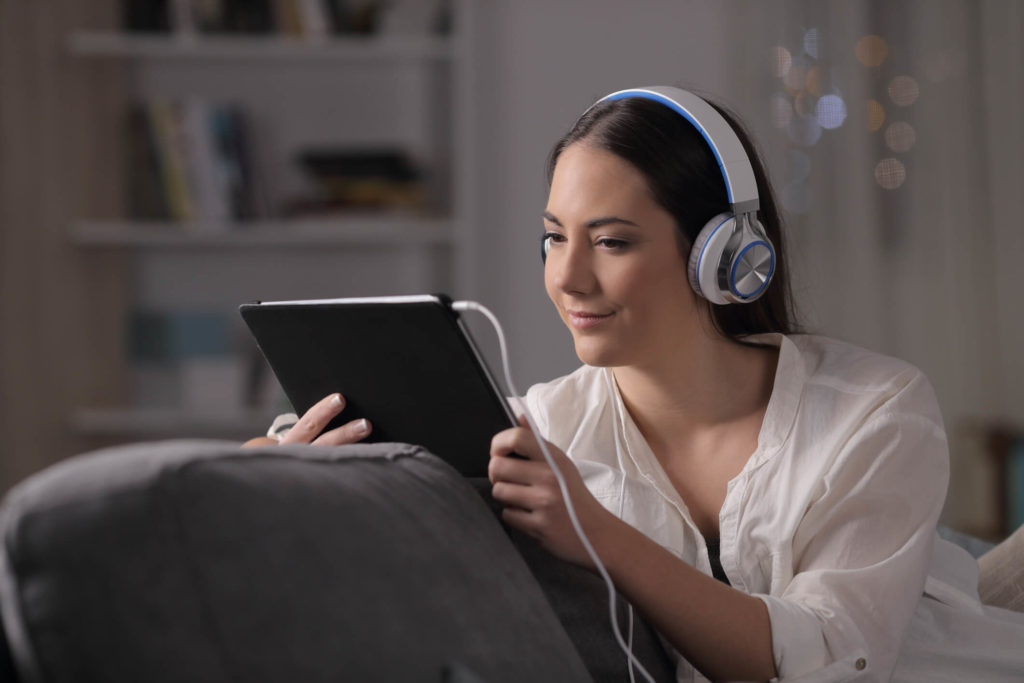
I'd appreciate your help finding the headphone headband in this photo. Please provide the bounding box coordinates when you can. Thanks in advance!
[592,86,759,214]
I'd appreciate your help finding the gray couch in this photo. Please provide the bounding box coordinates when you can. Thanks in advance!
[0,440,677,683]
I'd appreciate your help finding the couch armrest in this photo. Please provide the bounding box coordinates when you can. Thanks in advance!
[0,440,593,683]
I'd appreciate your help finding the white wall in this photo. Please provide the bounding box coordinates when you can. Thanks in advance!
[470,0,745,387]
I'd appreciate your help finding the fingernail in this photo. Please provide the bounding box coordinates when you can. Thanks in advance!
[331,394,344,409]
[356,419,369,434]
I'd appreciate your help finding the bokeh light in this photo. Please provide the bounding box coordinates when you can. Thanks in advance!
[803,29,820,59]
[867,99,886,131]
[855,35,888,67]
[787,115,822,147]
[874,158,907,190]
[888,76,920,106]
[805,66,823,96]
[770,93,794,129]
[884,121,916,153]
[771,46,792,78]
[816,94,847,129]
[794,90,817,117]
[783,64,808,93]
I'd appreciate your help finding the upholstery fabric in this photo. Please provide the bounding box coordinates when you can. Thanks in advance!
[0,440,594,683]
[469,478,677,683]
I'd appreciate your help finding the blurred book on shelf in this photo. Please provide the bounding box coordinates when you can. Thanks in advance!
[283,148,428,217]
[120,0,450,37]
[125,98,265,224]
[125,308,278,414]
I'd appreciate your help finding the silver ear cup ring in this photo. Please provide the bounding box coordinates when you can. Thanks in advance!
[687,212,775,304]
[723,214,774,302]
[686,213,733,302]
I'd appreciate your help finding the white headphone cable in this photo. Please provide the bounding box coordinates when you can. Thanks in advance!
[452,300,656,683]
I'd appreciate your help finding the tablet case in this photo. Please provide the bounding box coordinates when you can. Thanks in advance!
[240,295,516,477]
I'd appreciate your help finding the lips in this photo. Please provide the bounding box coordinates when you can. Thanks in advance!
[567,309,615,330]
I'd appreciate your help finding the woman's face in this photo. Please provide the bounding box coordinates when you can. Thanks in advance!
[543,142,705,369]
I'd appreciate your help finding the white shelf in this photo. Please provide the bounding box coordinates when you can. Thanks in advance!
[72,407,278,439]
[67,31,454,62]
[71,217,454,249]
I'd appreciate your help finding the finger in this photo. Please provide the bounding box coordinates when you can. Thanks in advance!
[280,393,346,444]
[312,418,372,446]
[491,480,557,510]
[500,507,540,538]
[489,453,555,486]
[490,426,542,462]
[242,436,278,448]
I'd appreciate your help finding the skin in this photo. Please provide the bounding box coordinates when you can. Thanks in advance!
[247,141,780,681]
[242,392,371,447]
[489,142,780,681]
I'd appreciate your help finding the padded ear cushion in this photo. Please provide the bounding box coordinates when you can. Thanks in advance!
[686,213,735,305]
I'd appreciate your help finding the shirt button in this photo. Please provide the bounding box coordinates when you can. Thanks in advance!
[855,658,867,671]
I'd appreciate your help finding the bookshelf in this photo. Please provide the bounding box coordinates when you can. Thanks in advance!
[71,217,455,248]
[68,1,477,439]
[68,32,455,61]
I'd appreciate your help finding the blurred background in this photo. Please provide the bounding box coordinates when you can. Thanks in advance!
[1,0,1022,541]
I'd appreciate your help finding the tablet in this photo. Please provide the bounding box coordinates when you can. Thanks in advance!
[239,294,517,477]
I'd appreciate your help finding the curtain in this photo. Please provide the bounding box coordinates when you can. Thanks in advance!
[0,0,128,492]
[736,0,1024,535]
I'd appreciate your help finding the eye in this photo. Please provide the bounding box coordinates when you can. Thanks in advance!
[542,231,566,247]
[596,237,630,250]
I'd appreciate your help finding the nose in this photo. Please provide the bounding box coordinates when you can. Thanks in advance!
[548,237,595,295]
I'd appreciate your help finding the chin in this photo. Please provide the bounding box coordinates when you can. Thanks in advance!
[572,338,622,368]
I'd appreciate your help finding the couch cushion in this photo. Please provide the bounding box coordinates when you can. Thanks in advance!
[468,478,677,683]
[0,440,593,683]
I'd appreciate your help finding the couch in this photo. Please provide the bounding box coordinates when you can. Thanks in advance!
[0,440,678,683]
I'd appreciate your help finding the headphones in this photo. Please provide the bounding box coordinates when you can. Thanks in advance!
[543,86,776,305]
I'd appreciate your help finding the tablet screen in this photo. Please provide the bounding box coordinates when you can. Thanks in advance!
[240,295,516,477]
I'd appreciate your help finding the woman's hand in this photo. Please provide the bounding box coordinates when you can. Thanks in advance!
[489,416,617,569]
[242,393,372,447]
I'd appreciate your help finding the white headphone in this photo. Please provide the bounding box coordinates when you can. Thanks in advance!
[548,86,776,305]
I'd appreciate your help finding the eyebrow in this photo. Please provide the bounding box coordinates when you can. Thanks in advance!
[542,211,639,228]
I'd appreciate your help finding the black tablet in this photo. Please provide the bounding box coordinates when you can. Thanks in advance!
[240,294,517,477]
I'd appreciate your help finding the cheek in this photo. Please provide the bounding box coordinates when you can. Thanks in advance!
[608,261,668,303]
[616,259,694,318]
[543,264,558,304]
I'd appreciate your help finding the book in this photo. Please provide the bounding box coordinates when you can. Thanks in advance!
[148,99,195,221]
[125,99,263,225]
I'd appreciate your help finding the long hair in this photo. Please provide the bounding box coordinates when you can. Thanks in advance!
[546,94,798,338]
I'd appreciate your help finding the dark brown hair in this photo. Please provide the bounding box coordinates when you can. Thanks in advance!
[546,93,798,339]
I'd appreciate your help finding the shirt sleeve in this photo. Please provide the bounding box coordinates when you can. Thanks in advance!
[755,372,949,681]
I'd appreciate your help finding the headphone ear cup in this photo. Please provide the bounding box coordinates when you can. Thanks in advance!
[687,213,734,305]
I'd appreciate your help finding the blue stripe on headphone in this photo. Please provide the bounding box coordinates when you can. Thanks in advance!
[600,89,733,203]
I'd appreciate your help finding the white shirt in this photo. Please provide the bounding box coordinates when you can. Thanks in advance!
[523,334,1024,682]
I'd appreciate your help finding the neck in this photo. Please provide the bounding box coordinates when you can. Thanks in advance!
[611,328,778,439]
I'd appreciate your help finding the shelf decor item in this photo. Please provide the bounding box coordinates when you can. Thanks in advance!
[285,147,425,215]
[121,0,404,38]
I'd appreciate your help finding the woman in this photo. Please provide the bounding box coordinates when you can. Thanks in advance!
[250,87,1024,681]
